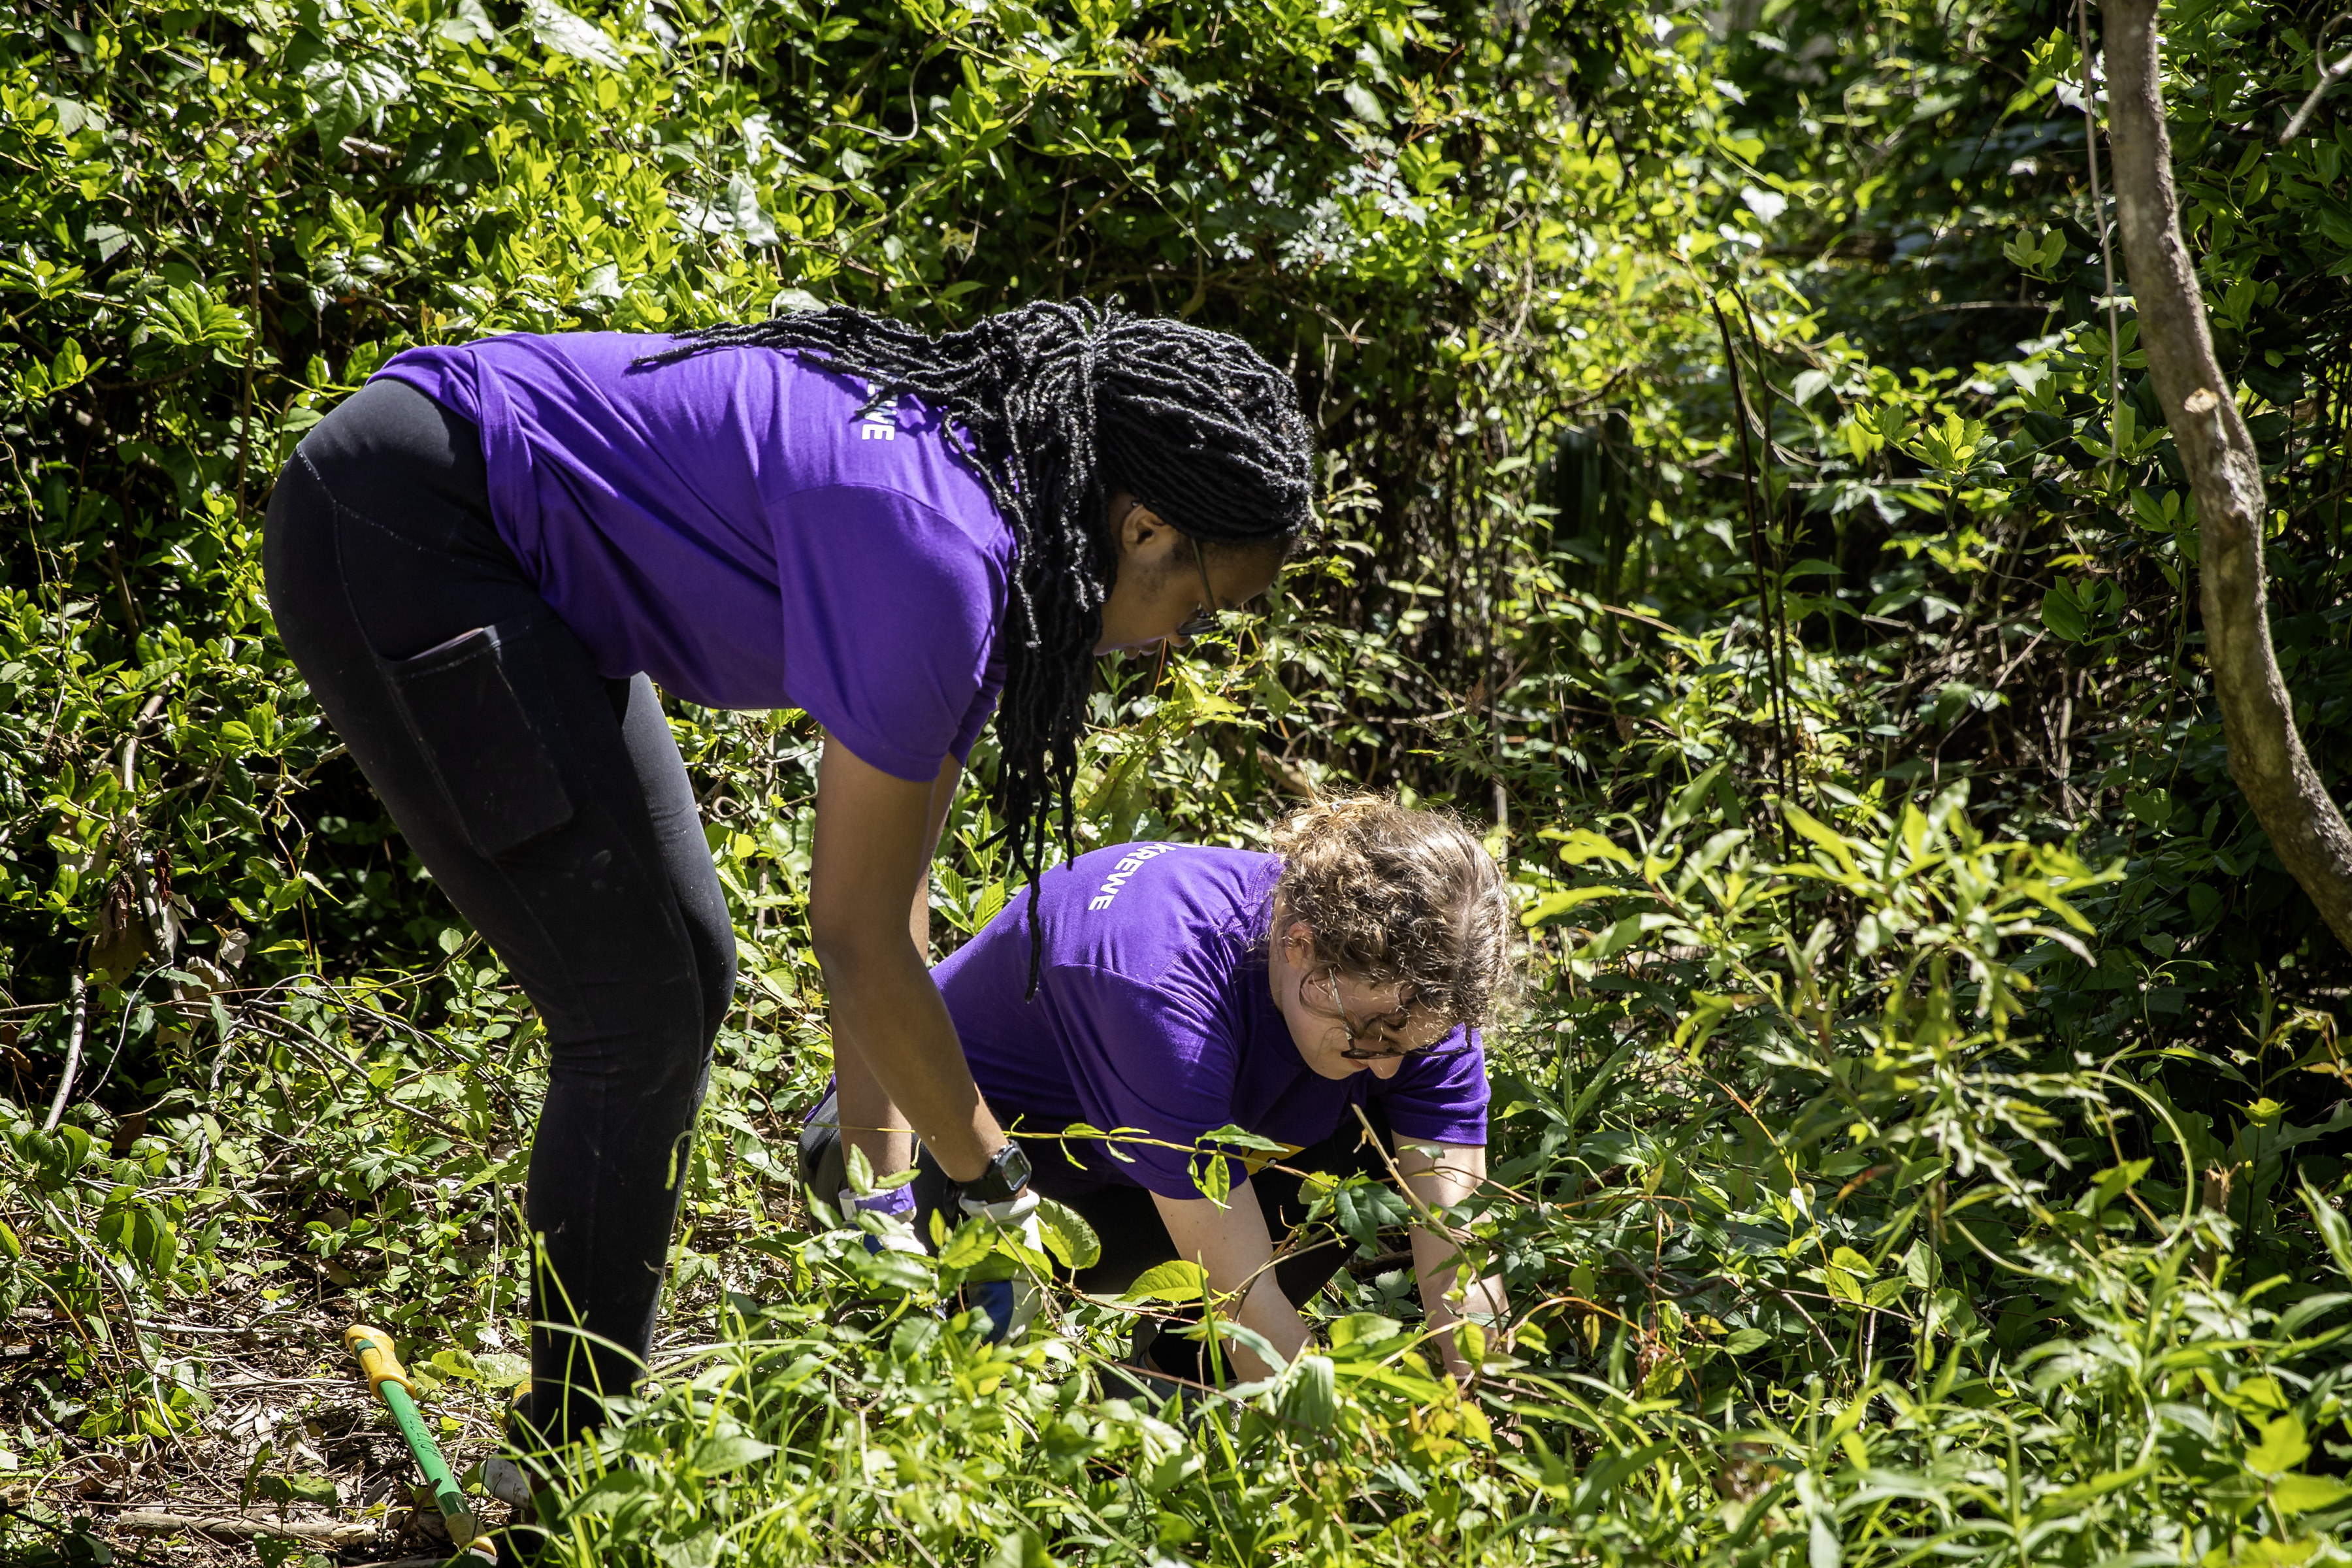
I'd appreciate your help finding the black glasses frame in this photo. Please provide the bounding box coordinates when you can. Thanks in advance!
[1174,533,1223,641]
[1302,966,1436,1062]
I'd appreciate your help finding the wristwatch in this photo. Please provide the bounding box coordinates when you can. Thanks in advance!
[958,1140,1033,1205]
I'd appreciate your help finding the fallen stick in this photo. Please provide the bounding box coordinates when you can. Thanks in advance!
[112,1509,377,1546]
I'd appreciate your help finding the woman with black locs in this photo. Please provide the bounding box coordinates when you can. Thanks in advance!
[263,301,1316,1445]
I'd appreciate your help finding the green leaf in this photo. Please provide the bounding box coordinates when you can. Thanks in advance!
[2271,1472,2351,1516]
[1722,1327,1771,1354]
[688,1433,776,1476]
[525,0,627,69]
[433,0,498,45]
[1120,1260,1206,1304]
[1662,760,1728,832]
[2040,581,2089,642]
[1189,1147,1232,1205]
[1546,826,1637,868]
[933,1215,992,1269]
[987,1524,1054,1568]
[1782,802,1858,874]
[2080,1160,2152,1216]
[1328,1313,1405,1351]
[1275,1353,1339,1429]
[1579,911,1677,962]
[2278,1292,2352,1337]
[1196,1122,1290,1153]
[842,1143,875,1198]
[1808,1505,1840,1568]
[50,338,88,389]
[427,1347,479,1382]
[397,124,493,188]
[682,172,779,247]
[653,1529,723,1568]
[2298,1182,2352,1283]
[566,1469,655,1516]
[300,54,407,148]
[150,284,250,349]
[255,1472,338,1507]
[1034,1195,1101,1271]
[2032,1458,2157,1518]
[2246,1413,2311,1477]
[1520,884,1624,926]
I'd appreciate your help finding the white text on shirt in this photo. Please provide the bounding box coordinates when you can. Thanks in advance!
[1086,843,1175,911]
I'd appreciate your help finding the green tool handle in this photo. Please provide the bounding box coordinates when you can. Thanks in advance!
[378,1377,469,1521]
[346,1324,485,1552]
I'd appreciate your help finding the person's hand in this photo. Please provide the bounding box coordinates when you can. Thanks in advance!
[956,1188,1043,1342]
[956,1186,1040,1226]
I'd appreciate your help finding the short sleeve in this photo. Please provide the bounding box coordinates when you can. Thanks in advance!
[1050,965,1247,1200]
[773,484,1007,782]
[949,638,1007,766]
[1371,1027,1489,1147]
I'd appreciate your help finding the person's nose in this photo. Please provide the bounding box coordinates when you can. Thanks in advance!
[1369,1055,1403,1080]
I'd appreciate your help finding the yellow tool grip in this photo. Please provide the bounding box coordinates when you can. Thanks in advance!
[344,1324,416,1396]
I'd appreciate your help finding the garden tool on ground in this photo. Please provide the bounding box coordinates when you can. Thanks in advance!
[344,1324,498,1563]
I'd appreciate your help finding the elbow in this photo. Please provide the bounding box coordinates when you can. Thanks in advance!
[808,906,909,983]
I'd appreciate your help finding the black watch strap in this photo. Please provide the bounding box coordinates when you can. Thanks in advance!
[959,1140,1033,1205]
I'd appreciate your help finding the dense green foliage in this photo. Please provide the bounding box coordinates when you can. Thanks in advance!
[5,0,2352,1562]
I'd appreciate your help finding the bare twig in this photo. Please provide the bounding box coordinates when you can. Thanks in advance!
[41,971,88,1133]
[1706,293,1796,847]
[2280,45,2352,143]
[112,1510,378,1547]
[118,683,174,792]
[2073,0,2125,498]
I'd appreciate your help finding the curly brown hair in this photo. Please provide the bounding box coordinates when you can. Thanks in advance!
[1266,794,1515,1030]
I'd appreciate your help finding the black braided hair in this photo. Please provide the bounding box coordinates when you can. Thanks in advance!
[638,300,1315,985]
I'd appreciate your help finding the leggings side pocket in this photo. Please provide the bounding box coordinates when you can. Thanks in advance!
[388,623,576,858]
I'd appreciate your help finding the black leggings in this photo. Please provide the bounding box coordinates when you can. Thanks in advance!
[263,378,736,1443]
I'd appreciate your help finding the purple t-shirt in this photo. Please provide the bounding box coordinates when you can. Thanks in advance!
[376,333,1011,783]
[933,844,1488,1201]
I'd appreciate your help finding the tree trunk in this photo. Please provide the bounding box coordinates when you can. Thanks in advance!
[2103,0,2352,953]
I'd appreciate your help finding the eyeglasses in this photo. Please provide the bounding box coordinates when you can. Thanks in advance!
[1303,966,1437,1061]
[1174,533,1224,641]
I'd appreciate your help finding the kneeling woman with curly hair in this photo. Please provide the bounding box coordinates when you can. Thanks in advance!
[812,795,1513,1384]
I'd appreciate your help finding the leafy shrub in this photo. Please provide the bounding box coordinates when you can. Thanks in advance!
[4,0,2351,1561]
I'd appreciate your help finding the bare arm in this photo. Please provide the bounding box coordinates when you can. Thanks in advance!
[1151,1183,1309,1384]
[909,757,960,951]
[811,734,998,1183]
[1399,1141,1507,1382]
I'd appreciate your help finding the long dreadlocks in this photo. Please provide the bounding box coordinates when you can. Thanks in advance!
[639,300,1315,982]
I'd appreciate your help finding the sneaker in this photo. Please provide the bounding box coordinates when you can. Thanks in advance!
[482,1454,537,1512]
[482,1384,556,1516]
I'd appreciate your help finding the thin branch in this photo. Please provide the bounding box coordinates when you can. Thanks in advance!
[41,971,88,1133]
[2076,0,2125,495]
[2280,46,2352,143]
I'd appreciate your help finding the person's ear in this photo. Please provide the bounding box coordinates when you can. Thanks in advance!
[1280,919,1317,966]
[1112,494,1177,565]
